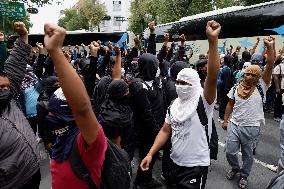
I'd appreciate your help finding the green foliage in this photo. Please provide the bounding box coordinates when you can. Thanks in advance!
[58,0,106,31]
[129,0,273,34]
[0,15,32,36]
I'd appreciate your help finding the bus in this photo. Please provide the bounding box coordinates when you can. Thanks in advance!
[145,0,284,62]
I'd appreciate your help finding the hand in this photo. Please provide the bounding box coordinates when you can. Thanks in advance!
[230,45,233,49]
[257,37,260,41]
[44,24,66,53]
[14,22,28,44]
[148,21,155,33]
[64,51,71,62]
[108,41,113,52]
[90,41,99,56]
[236,46,241,51]
[171,42,175,48]
[46,143,53,151]
[179,34,186,43]
[264,36,275,50]
[36,42,44,54]
[114,45,121,56]
[0,32,4,42]
[164,33,169,42]
[222,122,228,131]
[140,155,152,171]
[206,20,221,43]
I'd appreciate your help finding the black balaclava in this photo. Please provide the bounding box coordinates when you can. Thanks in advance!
[159,60,170,78]
[107,80,129,104]
[100,80,133,130]
[138,53,158,81]
[44,76,59,97]
[170,61,189,80]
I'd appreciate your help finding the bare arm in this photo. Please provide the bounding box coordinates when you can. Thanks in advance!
[274,74,281,94]
[222,99,234,130]
[204,20,221,105]
[112,45,122,80]
[140,122,171,171]
[262,36,275,87]
[44,24,99,146]
[251,37,260,54]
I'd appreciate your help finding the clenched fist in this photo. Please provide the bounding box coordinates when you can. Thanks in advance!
[44,24,66,52]
[206,20,221,43]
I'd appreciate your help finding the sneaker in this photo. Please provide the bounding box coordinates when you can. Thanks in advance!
[133,178,163,189]
[218,118,224,124]
[267,164,278,173]
[274,118,281,122]
[239,177,248,189]
[226,169,239,180]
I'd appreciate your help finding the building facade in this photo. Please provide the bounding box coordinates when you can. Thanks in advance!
[99,0,132,32]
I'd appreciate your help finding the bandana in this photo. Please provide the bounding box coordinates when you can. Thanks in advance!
[237,65,262,99]
[170,68,203,122]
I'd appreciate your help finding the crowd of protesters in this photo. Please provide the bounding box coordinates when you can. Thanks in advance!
[0,19,283,189]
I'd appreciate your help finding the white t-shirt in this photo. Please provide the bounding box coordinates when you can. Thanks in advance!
[227,79,268,127]
[165,94,215,167]
[274,63,284,89]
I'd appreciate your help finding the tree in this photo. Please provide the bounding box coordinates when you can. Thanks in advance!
[0,15,32,36]
[10,0,64,7]
[58,0,106,31]
[128,0,273,34]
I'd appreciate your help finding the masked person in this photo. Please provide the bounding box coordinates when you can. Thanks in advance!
[0,22,41,189]
[139,20,221,189]
[222,37,275,189]
[99,79,134,158]
[37,76,60,153]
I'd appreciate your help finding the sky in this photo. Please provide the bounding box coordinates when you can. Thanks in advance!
[29,0,78,34]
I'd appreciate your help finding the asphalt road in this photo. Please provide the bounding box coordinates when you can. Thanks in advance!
[39,111,281,189]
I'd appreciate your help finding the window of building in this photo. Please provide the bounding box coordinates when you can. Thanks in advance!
[113,1,121,11]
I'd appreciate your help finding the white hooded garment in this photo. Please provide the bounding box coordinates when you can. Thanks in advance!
[170,68,203,123]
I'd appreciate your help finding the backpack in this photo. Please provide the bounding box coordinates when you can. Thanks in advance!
[266,170,284,189]
[168,96,219,160]
[69,136,131,189]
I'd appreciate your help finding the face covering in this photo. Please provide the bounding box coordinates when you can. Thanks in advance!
[0,89,12,111]
[170,68,203,122]
[175,85,191,100]
[237,65,261,99]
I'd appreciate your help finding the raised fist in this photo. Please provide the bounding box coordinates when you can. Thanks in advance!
[264,36,275,50]
[0,32,4,42]
[206,20,221,42]
[114,45,121,55]
[14,22,28,37]
[179,34,186,43]
[148,21,155,33]
[44,23,66,52]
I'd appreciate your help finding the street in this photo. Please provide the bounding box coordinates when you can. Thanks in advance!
[39,110,280,189]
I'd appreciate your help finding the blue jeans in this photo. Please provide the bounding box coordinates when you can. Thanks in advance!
[278,114,284,173]
[225,122,260,178]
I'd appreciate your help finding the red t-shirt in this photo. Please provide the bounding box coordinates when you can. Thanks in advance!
[51,127,107,189]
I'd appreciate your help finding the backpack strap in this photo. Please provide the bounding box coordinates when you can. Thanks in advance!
[256,84,264,103]
[69,136,98,189]
[196,96,210,147]
[233,83,264,104]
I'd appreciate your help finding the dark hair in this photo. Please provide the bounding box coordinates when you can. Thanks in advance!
[195,59,207,70]
[0,71,8,78]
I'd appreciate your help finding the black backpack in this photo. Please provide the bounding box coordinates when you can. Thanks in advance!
[69,136,131,189]
[168,96,219,160]
[196,96,219,160]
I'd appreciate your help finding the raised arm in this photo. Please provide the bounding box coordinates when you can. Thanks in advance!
[0,32,8,70]
[112,45,122,80]
[204,20,221,105]
[250,37,260,55]
[4,22,31,98]
[147,21,156,55]
[262,36,275,87]
[44,24,99,146]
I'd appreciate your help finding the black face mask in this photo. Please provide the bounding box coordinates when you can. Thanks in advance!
[0,89,12,111]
